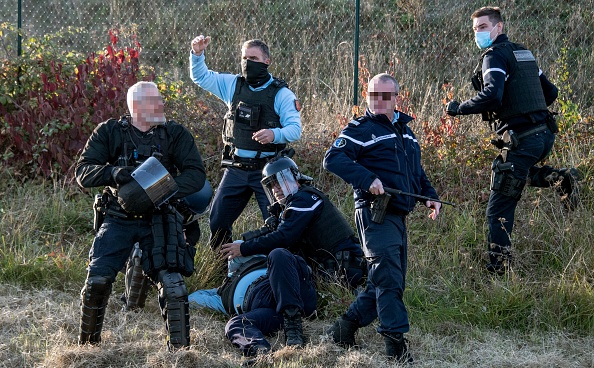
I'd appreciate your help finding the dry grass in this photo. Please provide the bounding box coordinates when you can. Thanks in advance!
[2,283,594,368]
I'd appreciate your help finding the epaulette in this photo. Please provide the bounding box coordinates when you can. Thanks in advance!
[272,78,288,89]
[348,116,368,127]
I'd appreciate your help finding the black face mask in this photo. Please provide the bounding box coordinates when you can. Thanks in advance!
[241,59,270,87]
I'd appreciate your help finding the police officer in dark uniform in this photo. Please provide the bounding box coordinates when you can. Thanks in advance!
[445,6,579,275]
[220,155,367,289]
[75,81,206,350]
[189,35,302,251]
[324,73,441,363]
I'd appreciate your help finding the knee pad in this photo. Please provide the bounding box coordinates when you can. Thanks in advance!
[81,275,112,306]
[157,270,188,300]
[490,157,525,200]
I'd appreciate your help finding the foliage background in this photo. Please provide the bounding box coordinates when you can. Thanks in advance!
[0,0,594,367]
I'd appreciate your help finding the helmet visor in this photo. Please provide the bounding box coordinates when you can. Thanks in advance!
[261,168,299,204]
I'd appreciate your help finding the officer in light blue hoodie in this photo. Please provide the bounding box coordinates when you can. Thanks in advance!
[189,35,302,252]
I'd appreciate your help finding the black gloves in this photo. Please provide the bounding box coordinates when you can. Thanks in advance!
[446,100,461,116]
[111,167,133,185]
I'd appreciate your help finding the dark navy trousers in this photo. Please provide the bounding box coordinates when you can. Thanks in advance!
[224,248,317,356]
[88,216,153,281]
[345,209,410,335]
[486,128,555,255]
[209,167,270,249]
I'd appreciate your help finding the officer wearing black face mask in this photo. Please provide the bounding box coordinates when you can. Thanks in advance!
[189,35,302,254]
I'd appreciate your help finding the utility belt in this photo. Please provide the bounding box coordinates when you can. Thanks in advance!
[106,195,151,218]
[490,123,549,151]
[93,193,150,232]
[221,156,270,171]
[238,274,267,314]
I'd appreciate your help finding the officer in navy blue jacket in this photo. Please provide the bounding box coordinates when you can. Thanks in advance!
[445,6,579,275]
[323,73,441,363]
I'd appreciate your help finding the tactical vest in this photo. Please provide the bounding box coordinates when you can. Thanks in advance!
[104,116,176,206]
[223,77,287,153]
[116,115,176,173]
[474,42,547,121]
[218,256,268,315]
[298,186,355,260]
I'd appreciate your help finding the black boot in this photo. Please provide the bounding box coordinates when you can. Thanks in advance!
[555,168,580,211]
[241,345,272,367]
[328,314,359,348]
[486,243,511,276]
[382,332,413,363]
[282,307,305,347]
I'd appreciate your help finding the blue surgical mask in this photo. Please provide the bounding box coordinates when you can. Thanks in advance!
[475,27,496,49]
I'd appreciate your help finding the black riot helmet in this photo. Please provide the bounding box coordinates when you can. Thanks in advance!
[261,156,312,205]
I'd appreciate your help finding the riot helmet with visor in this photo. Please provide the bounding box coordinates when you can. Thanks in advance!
[261,157,311,205]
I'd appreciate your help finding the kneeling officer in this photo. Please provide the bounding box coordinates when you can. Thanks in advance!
[221,153,367,289]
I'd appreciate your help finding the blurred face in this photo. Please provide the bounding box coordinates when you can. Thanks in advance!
[367,79,398,116]
[241,46,270,64]
[133,87,165,127]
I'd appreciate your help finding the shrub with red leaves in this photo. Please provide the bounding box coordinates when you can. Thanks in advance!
[0,29,153,180]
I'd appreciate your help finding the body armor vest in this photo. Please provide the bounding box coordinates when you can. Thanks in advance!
[223,77,287,153]
[218,256,268,316]
[474,42,548,121]
[298,186,355,259]
[105,116,176,204]
[117,116,175,172]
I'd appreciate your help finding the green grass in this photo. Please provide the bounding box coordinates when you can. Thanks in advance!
[0,2,593,365]
[1,164,592,336]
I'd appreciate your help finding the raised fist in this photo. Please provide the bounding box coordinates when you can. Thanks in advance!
[191,35,211,56]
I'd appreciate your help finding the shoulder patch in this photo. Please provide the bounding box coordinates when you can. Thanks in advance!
[333,137,347,148]
[294,99,302,112]
[513,50,536,62]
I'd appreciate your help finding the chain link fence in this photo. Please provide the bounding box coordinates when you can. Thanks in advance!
[2,0,593,133]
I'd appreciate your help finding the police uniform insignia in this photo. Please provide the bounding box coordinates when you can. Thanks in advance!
[294,99,302,112]
[333,138,347,148]
[311,194,319,201]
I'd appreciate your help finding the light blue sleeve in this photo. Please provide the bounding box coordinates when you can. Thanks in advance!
[271,87,302,144]
[188,288,227,314]
[189,51,238,105]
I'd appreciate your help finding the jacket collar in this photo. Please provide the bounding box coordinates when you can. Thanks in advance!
[493,33,509,45]
[364,109,414,125]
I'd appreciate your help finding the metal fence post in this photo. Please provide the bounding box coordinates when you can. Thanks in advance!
[17,0,22,56]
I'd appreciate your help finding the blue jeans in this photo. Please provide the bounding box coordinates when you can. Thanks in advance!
[209,167,270,249]
[345,209,409,335]
[486,128,555,262]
